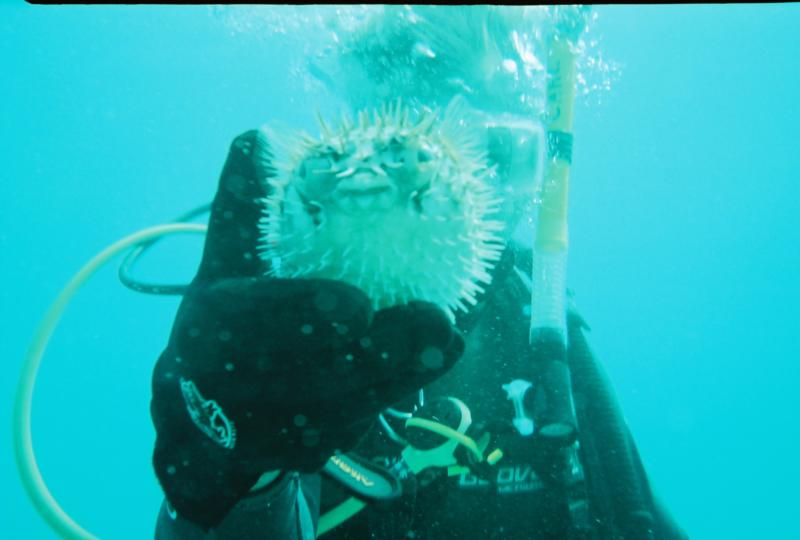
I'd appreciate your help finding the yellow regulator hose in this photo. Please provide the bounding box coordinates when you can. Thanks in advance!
[12,223,207,540]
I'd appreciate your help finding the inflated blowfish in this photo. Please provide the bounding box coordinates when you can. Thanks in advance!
[258,98,505,319]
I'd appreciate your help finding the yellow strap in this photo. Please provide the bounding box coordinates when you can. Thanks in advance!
[448,465,471,477]
[486,448,504,466]
[317,497,367,536]
[405,417,484,462]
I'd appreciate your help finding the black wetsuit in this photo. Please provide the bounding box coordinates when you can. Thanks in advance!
[152,131,689,540]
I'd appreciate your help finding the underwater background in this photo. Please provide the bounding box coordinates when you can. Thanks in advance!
[2,4,799,539]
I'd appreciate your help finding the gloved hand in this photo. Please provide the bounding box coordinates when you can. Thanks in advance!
[150,130,464,529]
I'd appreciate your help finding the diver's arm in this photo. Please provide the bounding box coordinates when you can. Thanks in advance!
[651,493,690,540]
[151,130,278,529]
[150,131,465,531]
[151,278,463,529]
[566,309,689,540]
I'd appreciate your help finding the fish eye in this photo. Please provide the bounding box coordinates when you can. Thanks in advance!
[297,156,338,200]
[411,190,424,213]
[387,137,405,153]
[409,181,431,214]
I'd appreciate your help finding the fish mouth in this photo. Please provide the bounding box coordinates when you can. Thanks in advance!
[334,175,393,193]
[333,179,397,213]
[335,185,393,197]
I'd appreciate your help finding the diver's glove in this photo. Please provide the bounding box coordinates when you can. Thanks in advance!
[151,276,464,529]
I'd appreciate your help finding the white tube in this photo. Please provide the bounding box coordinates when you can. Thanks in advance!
[529,248,568,339]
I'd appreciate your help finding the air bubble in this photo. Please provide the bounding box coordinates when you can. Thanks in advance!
[314,291,338,312]
[502,59,518,74]
[419,347,444,369]
[334,323,349,335]
[412,42,436,59]
[302,429,321,447]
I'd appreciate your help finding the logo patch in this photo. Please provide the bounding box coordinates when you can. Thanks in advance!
[179,377,237,449]
[456,464,544,495]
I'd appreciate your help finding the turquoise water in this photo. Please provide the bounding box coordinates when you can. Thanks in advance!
[2,4,799,539]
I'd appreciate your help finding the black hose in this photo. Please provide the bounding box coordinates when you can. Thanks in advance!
[118,203,212,295]
[529,327,578,447]
[567,309,657,540]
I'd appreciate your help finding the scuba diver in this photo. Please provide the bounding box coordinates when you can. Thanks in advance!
[149,115,688,539]
[147,7,688,540]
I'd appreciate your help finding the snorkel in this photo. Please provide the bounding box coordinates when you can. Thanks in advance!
[527,6,589,446]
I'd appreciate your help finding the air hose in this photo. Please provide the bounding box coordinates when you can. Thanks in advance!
[118,203,211,295]
[12,223,207,540]
[567,310,656,540]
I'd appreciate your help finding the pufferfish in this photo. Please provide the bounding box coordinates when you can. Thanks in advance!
[258,98,506,320]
